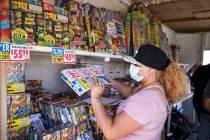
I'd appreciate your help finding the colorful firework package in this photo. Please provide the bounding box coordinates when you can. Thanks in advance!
[10,0,43,44]
[101,9,126,55]
[54,6,68,48]
[43,2,69,48]
[131,7,163,54]
[89,5,106,53]
[7,62,26,94]
[43,2,56,47]
[28,92,94,140]
[36,13,45,46]
[142,7,164,48]
[65,1,88,50]
[125,13,132,56]
[7,93,31,139]
[7,93,31,121]
[83,2,107,52]
[6,62,29,139]
[0,0,10,42]
[137,12,148,49]
[132,10,141,53]
[151,16,162,48]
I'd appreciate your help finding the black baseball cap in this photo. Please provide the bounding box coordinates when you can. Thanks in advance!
[123,44,171,70]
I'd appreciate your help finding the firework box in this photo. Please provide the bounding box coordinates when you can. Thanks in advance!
[65,1,88,50]
[10,0,43,44]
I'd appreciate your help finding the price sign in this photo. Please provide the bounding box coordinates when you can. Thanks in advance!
[10,45,30,62]
[8,117,30,130]
[0,42,10,61]
[52,48,76,64]
[64,49,76,64]
[0,42,30,62]
[51,48,64,63]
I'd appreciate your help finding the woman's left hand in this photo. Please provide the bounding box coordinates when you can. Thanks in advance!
[91,79,105,100]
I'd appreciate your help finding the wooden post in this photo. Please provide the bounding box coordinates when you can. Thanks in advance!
[0,63,7,140]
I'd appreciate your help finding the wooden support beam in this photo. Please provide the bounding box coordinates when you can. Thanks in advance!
[163,17,210,23]
[166,25,210,33]
[132,0,188,6]
[0,63,7,140]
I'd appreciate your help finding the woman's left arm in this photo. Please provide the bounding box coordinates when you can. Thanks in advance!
[91,81,142,140]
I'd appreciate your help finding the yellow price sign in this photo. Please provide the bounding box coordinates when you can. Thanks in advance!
[8,117,30,130]
[7,83,25,94]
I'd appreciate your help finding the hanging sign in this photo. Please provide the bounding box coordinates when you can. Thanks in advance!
[51,48,76,64]
[0,42,30,62]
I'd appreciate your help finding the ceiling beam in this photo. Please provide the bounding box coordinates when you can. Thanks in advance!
[163,17,210,23]
[175,28,210,33]
[132,0,188,6]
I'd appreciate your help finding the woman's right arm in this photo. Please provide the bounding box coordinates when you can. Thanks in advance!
[109,80,133,97]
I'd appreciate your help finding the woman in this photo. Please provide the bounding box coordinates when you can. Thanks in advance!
[91,44,186,140]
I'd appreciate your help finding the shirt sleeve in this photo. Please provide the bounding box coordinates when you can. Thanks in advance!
[204,80,210,98]
[122,94,154,125]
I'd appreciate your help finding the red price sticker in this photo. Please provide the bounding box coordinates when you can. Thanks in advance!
[64,50,76,64]
[10,45,30,62]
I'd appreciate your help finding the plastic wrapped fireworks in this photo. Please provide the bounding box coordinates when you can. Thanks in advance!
[7,93,31,140]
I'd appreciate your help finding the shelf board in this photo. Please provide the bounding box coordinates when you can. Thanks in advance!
[30,45,123,60]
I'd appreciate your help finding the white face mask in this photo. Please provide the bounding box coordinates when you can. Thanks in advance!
[129,64,144,82]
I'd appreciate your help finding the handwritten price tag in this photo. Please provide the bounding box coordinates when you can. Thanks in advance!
[64,49,76,64]
[10,44,30,62]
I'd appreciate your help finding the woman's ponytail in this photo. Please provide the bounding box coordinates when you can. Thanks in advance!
[160,61,187,102]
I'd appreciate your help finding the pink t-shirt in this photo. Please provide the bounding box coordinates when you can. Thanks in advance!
[116,84,168,140]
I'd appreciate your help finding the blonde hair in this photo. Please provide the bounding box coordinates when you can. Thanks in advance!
[158,61,187,102]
